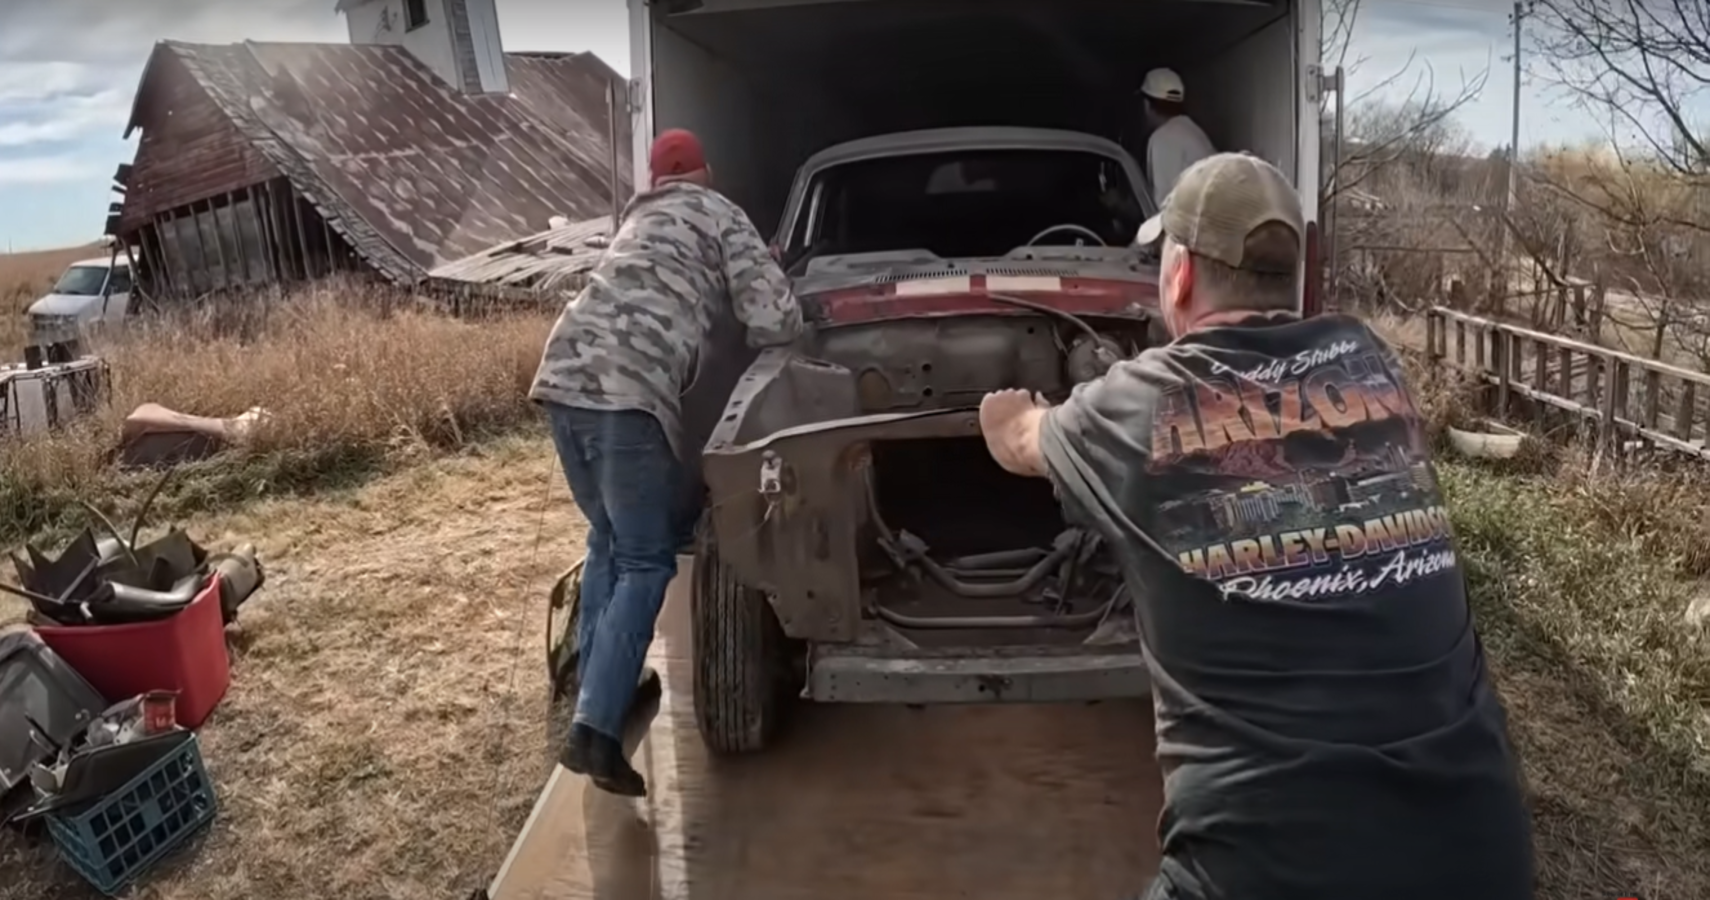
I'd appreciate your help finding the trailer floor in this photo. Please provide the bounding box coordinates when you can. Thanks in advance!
[490,565,1165,900]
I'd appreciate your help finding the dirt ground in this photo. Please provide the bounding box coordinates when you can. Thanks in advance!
[2,432,1169,900]
[1,434,577,899]
[5,427,1706,899]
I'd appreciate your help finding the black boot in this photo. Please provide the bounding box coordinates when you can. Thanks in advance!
[565,723,646,797]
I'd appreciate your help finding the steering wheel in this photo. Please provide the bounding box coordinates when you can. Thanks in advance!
[1025,223,1108,247]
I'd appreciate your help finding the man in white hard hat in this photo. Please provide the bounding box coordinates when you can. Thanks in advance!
[1134,68,1217,209]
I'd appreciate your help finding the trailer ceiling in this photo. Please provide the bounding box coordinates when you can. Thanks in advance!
[662,0,1291,131]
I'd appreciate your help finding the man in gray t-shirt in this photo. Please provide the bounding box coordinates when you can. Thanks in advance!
[978,153,1533,900]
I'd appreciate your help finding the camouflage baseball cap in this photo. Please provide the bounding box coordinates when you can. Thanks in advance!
[1135,152,1304,274]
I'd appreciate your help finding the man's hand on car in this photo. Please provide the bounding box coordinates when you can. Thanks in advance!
[979,389,1050,479]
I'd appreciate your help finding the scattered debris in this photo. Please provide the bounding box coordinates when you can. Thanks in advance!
[0,631,106,795]
[6,470,265,628]
[429,216,613,295]
[0,470,257,893]
[1447,426,1526,460]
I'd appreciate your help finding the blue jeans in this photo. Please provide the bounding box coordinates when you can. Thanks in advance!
[546,404,687,741]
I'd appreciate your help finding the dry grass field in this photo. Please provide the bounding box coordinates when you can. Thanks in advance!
[0,274,557,549]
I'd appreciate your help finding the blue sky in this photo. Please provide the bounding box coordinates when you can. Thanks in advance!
[0,0,1641,252]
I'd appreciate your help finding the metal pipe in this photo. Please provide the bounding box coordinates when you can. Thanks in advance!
[907,541,1075,598]
[942,566,1032,580]
[607,78,622,235]
[864,466,1075,597]
[873,599,1113,631]
[946,547,1048,570]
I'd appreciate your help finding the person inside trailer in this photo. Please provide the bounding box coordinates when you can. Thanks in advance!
[1129,68,1217,210]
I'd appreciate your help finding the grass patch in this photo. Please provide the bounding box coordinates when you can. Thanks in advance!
[0,277,556,547]
[1439,452,1710,897]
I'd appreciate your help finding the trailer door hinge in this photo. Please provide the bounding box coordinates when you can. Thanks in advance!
[1307,65,1344,104]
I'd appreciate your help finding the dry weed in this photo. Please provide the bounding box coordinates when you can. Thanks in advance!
[0,276,556,545]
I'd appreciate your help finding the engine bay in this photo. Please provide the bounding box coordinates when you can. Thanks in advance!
[801,308,1150,644]
[810,310,1150,415]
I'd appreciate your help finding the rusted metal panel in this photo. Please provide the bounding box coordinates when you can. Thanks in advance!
[156,41,632,284]
[115,39,630,287]
[429,216,612,292]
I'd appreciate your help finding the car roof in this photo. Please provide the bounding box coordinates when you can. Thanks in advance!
[797,126,1139,177]
[68,257,125,269]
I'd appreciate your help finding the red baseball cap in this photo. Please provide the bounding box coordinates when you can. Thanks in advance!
[650,129,706,181]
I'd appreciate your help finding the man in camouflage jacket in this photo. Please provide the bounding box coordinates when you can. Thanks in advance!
[529,129,804,796]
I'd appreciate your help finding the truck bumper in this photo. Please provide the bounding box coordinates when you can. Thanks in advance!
[806,644,1149,704]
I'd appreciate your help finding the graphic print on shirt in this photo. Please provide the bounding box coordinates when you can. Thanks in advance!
[1146,338,1458,603]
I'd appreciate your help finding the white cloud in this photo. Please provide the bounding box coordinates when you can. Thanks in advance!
[0,62,103,104]
[0,155,106,185]
[0,89,132,147]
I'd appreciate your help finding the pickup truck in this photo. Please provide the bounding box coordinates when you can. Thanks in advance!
[625,0,1326,754]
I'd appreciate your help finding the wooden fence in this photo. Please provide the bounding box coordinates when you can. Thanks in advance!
[1424,306,1710,459]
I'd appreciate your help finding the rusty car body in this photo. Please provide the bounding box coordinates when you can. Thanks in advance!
[688,127,1168,754]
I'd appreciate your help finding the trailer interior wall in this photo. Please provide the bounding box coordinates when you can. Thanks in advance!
[1178,13,1298,181]
[649,22,859,234]
[643,0,1299,232]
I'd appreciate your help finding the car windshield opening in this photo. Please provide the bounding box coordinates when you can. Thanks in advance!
[51,266,110,296]
[793,148,1145,261]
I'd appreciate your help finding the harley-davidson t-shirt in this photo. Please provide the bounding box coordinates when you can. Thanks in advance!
[1039,312,1533,899]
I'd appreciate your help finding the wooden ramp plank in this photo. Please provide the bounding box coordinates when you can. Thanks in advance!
[494,564,1164,900]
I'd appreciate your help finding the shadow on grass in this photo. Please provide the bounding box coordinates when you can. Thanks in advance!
[1445,460,1710,899]
[0,444,394,552]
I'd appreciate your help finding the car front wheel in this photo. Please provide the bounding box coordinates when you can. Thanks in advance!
[691,534,791,755]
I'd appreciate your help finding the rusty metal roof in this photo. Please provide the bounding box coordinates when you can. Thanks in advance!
[136,40,632,284]
[428,214,614,293]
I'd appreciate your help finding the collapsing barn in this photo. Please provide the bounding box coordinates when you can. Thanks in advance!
[107,0,632,299]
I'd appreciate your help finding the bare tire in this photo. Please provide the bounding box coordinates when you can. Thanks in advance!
[692,536,789,755]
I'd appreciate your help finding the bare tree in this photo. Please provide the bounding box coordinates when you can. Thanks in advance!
[1529,0,1708,195]
[1316,0,1495,310]
[1530,0,1707,174]
[1319,0,1491,202]
[1509,0,1710,371]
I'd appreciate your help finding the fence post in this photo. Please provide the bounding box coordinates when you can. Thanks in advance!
[1494,330,1511,417]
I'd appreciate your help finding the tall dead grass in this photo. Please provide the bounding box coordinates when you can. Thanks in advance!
[0,278,555,544]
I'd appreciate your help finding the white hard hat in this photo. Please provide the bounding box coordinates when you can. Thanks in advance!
[1139,68,1186,103]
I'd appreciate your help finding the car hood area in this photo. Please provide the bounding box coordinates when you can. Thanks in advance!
[27,293,107,318]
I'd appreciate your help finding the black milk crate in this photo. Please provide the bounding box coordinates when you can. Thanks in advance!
[47,733,218,895]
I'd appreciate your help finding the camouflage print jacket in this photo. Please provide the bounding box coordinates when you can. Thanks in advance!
[528,182,804,456]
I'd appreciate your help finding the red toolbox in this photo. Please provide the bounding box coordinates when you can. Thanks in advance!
[36,574,231,729]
